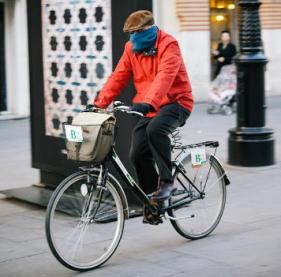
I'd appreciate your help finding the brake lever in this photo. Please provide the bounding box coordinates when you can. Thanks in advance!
[115,106,143,117]
[126,110,144,117]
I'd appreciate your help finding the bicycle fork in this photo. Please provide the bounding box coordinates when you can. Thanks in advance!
[80,165,108,223]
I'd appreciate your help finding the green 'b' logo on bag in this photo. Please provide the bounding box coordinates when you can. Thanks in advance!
[65,125,83,142]
[71,130,77,140]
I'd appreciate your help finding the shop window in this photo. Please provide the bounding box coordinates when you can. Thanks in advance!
[210,0,238,79]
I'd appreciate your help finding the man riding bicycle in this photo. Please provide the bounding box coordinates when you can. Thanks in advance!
[93,10,194,201]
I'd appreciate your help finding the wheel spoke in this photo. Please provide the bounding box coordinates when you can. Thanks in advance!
[169,154,226,239]
[204,173,226,193]
[46,172,124,270]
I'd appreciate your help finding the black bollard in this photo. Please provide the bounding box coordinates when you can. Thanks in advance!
[228,0,275,166]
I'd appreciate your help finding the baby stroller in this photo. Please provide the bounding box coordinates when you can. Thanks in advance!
[207,65,237,115]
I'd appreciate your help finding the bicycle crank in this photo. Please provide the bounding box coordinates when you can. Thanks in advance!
[165,213,195,221]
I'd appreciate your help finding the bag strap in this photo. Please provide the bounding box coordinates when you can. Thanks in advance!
[75,142,82,161]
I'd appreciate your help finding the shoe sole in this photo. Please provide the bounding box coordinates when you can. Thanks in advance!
[151,188,177,202]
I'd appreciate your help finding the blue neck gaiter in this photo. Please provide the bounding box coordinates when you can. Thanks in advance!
[130,25,158,53]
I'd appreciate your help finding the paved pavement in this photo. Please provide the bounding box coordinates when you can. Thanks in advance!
[0,97,281,277]
[0,118,38,191]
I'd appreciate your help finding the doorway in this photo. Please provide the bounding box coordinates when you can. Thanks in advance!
[0,2,7,112]
[210,0,238,80]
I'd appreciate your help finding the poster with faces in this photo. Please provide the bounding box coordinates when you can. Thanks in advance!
[41,0,112,137]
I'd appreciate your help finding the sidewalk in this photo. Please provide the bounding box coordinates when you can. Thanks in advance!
[0,97,280,277]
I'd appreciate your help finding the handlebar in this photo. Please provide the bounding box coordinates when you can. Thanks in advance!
[111,105,144,117]
[83,101,144,117]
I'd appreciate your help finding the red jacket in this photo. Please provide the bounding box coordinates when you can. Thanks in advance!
[94,30,194,117]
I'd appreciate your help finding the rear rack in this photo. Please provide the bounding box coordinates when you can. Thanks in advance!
[174,140,219,149]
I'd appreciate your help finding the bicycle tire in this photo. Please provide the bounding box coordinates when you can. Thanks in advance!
[45,171,125,271]
[168,153,227,240]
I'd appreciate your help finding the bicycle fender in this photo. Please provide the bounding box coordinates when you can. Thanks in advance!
[210,155,231,186]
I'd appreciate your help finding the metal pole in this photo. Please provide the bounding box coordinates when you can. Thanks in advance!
[228,0,275,166]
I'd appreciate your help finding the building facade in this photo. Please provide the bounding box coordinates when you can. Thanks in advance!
[0,0,30,118]
[153,0,281,101]
[0,0,280,118]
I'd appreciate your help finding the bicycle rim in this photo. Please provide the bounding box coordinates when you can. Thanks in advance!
[169,154,226,239]
[45,172,124,271]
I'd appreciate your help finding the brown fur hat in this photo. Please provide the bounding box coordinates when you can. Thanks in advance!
[123,10,154,32]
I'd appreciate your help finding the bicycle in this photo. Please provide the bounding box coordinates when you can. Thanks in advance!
[45,101,230,271]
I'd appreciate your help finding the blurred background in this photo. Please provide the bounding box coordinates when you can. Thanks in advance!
[0,0,280,120]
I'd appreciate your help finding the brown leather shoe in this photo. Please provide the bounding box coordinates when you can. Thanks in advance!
[151,181,176,201]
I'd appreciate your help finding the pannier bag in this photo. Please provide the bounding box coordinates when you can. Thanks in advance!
[64,112,116,162]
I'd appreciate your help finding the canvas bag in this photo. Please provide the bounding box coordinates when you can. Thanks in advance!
[65,112,116,162]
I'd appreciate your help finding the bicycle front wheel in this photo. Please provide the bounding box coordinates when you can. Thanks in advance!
[168,154,227,240]
[45,171,125,271]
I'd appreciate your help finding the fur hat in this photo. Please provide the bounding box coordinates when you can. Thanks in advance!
[123,10,154,32]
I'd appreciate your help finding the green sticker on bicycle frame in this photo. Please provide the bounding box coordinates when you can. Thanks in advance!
[191,146,206,166]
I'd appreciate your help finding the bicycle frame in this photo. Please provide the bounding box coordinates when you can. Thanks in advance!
[169,161,205,211]
[109,148,158,213]
[108,147,204,215]
[78,141,229,225]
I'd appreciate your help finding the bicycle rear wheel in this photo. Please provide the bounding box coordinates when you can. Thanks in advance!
[45,171,125,271]
[168,154,226,239]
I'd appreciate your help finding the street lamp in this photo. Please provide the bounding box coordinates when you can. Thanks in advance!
[228,0,275,166]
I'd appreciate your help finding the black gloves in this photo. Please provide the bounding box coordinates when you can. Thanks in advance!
[84,102,154,115]
[131,103,154,115]
[84,104,96,112]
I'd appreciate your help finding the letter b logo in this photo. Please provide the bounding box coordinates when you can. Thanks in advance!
[71,130,77,140]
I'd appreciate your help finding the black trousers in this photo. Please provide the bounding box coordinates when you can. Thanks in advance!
[129,102,190,194]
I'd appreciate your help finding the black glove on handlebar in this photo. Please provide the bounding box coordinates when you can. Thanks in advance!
[84,104,96,112]
[131,103,154,115]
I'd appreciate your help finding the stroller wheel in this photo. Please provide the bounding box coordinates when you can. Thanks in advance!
[207,104,220,114]
[221,105,233,116]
